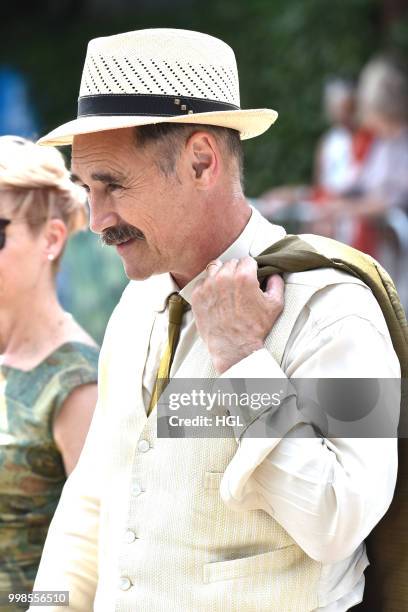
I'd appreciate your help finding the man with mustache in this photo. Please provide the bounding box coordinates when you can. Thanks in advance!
[27,29,399,612]
[101,224,145,247]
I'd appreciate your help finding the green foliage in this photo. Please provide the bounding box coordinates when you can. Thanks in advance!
[388,14,408,55]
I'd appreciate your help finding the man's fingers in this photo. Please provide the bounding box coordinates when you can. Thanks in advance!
[205,259,223,277]
[264,274,285,306]
[236,255,258,273]
[216,258,239,279]
[235,255,258,284]
[265,273,284,295]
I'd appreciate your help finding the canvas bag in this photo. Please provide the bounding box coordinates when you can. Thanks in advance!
[254,233,408,612]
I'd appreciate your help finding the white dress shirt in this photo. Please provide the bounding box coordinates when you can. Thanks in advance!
[142,206,399,611]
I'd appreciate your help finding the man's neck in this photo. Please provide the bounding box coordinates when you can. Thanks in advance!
[171,195,252,288]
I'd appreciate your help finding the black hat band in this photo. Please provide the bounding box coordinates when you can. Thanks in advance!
[77,93,240,117]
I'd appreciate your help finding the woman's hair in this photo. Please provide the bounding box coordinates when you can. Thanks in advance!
[0,136,88,237]
[323,78,355,113]
[357,56,408,123]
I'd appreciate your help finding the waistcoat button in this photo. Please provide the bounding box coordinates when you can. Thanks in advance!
[133,482,143,496]
[119,577,132,591]
[124,530,137,544]
[137,439,150,453]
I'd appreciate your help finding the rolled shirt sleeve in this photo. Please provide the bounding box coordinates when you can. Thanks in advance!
[219,283,400,564]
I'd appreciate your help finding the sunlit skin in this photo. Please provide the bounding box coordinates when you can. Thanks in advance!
[320,112,408,221]
[72,127,250,285]
[72,127,284,373]
[0,192,68,357]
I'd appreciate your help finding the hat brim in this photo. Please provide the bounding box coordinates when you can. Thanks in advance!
[37,108,278,146]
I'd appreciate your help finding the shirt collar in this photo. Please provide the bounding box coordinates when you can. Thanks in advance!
[151,204,286,312]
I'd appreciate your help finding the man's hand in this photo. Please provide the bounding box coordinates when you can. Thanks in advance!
[191,256,285,374]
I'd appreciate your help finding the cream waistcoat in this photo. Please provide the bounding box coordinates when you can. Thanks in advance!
[93,276,330,612]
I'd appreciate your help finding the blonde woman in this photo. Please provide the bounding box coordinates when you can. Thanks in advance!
[0,136,99,607]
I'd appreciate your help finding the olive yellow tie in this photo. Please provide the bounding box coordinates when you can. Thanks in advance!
[147,293,189,416]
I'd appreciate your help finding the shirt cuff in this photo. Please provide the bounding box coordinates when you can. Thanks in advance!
[217,350,322,509]
[219,347,288,379]
[217,348,308,442]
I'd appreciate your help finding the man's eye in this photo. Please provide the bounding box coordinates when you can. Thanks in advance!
[107,183,123,192]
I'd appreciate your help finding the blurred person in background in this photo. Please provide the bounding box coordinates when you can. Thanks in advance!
[0,136,99,610]
[315,56,408,313]
[314,78,372,197]
[259,78,372,225]
[320,56,408,257]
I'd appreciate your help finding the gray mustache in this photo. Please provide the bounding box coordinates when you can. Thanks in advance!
[101,225,145,246]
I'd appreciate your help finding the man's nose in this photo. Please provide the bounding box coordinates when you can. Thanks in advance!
[88,193,119,234]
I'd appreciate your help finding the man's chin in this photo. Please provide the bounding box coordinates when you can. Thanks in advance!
[122,265,151,281]
[120,258,156,281]
[115,239,152,280]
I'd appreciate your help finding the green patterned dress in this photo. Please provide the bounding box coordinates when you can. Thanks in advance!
[0,342,99,610]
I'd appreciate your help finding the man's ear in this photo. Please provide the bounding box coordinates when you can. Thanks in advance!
[43,218,68,261]
[186,131,219,188]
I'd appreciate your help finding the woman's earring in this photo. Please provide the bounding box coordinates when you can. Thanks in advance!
[47,253,55,261]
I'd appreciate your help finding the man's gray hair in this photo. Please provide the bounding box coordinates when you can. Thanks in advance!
[358,56,408,123]
[134,123,243,183]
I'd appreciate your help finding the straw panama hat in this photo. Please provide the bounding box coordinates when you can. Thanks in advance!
[38,28,278,146]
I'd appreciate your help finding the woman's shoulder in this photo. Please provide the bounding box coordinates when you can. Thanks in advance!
[47,342,99,413]
[45,341,100,373]
[1,341,99,419]
[50,316,100,371]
